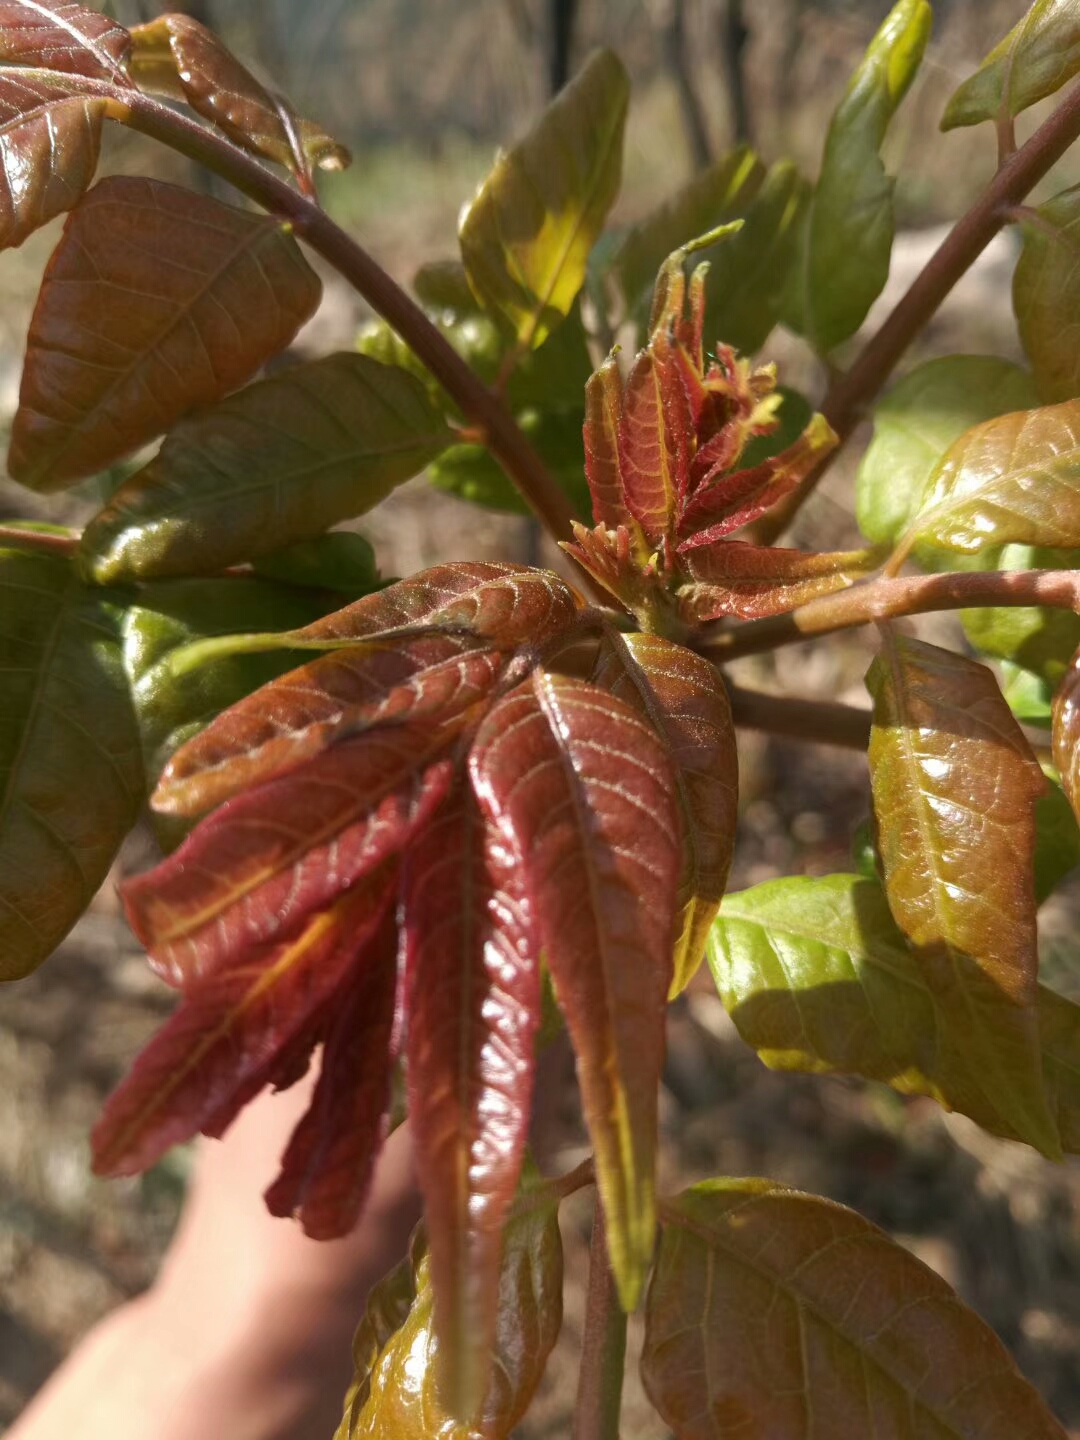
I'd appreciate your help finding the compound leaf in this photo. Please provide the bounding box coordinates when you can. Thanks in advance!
[0,541,143,981]
[643,1178,1069,1439]
[903,399,1080,555]
[1014,185,1080,403]
[867,631,1059,1156]
[9,176,321,492]
[402,775,539,1417]
[710,873,1080,1144]
[460,48,628,351]
[943,0,1080,131]
[127,14,348,176]
[784,0,931,354]
[79,353,450,581]
[593,631,737,996]
[470,671,680,1311]
[338,1172,562,1439]
[856,356,1038,546]
[92,875,394,1175]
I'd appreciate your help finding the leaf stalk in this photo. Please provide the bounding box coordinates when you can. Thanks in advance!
[572,1200,628,1440]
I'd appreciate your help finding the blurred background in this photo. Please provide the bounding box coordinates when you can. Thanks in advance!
[5,1,1080,1434]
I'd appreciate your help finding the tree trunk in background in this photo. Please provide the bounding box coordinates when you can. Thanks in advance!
[662,0,713,171]
[548,0,578,95]
[719,0,752,146]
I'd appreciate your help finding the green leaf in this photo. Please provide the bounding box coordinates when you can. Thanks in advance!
[429,406,589,517]
[783,0,932,354]
[1002,659,1055,724]
[459,48,628,351]
[961,544,1080,684]
[611,145,765,320]
[337,1176,562,1437]
[709,873,1080,1143]
[1034,774,1080,903]
[867,632,1059,1157]
[703,161,807,356]
[121,577,330,850]
[250,532,381,595]
[643,1177,1070,1439]
[1014,185,1080,403]
[856,356,1038,547]
[902,398,1080,556]
[9,177,322,492]
[737,386,813,471]
[79,354,452,582]
[0,542,143,981]
[942,0,1080,131]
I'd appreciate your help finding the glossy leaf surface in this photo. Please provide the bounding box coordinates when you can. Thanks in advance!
[93,876,394,1175]
[856,356,1038,546]
[904,399,1080,555]
[127,732,455,985]
[1052,643,1080,818]
[0,1,130,75]
[128,15,348,175]
[403,776,539,1416]
[264,904,398,1239]
[0,542,142,981]
[9,177,321,491]
[943,0,1080,130]
[79,353,449,581]
[338,1179,562,1439]
[1014,185,1080,402]
[459,49,628,350]
[710,874,1080,1145]
[643,1178,1069,1439]
[676,542,871,624]
[867,632,1058,1156]
[593,631,738,996]
[0,88,104,251]
[783,0,931,354]
[961,544,1080,685]
[470,671,679,1310]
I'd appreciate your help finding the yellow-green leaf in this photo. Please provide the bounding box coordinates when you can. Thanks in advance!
[1014,184,1080,403]
[943,0,1080,131]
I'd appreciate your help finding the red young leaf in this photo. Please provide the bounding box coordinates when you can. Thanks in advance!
[618,334,691,547]
[92,875,394,1177]
[593,631,738,996]
[402,774,539,1417]
[470,671,680,1311]
[1052,644,1080,820]
[125,732,455,987]
[583,354,638,536]
[0,2,131,77]
[9,176,321,490]
[264,904,398,1240]
[561,521,672,626]
[676,542,872,622]
[0,87,105,250]
[154,636,506,818]
[677,413,837,546]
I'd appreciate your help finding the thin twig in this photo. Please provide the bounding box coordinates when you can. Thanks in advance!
[754,75,1080,544]
[699,568,1080,662]
[0,525,79,557]
[572,1200,627,1440]
[726,683,871,749]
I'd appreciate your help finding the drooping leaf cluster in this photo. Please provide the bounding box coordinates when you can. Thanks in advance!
[4,1,1080,1435]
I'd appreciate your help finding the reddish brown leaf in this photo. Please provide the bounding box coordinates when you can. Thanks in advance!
[470,671,680,1310]
[154,636,506,818]
[676,542,871,623]
[92,876,394,1176]
[128,15,348,176]
[9,176,321,490]
[1052,644,1080,820]
[125,732,455,987]
[676,413,837,546]
[618,336,690,547]
[583,354,637,535]
[593,631,737,996]
[0,2,131,77]
[264,904,398,1240]
[402,774,539,1417]
[0,87,105,250]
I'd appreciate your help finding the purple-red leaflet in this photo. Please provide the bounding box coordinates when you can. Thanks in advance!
[675,542,871,622]
[617,333,691,546]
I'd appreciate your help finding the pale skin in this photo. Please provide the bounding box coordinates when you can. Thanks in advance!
[9,1082,422,1440]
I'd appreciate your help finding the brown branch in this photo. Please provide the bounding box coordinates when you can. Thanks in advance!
[104,92,585,556]
[754,76,1080,544]
[726,683,871,749]
[699,568,1080,662]
[572,1200,627,1440]
[0,525,79,557]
